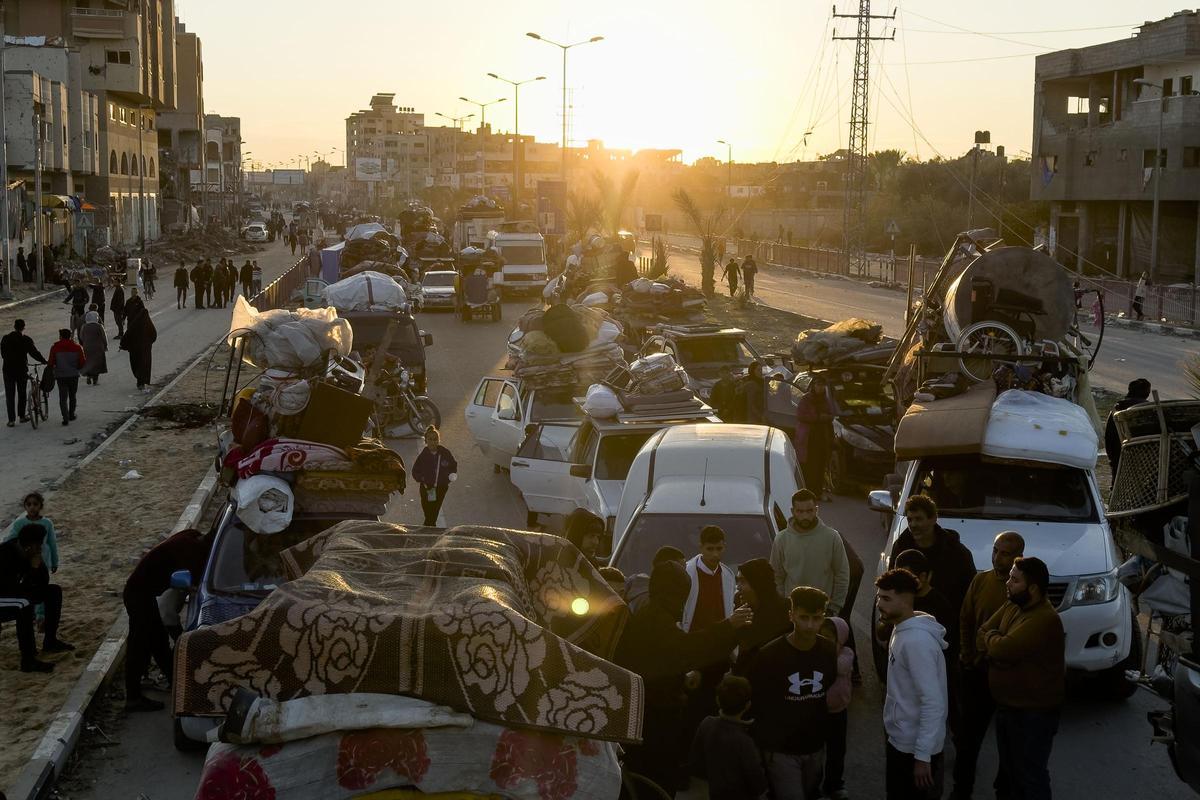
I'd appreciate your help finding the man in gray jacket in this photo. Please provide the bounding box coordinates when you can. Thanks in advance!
[770,489,850,614]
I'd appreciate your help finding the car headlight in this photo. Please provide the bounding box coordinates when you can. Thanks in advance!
[1071,570,1119,605]
[833,418,885,452]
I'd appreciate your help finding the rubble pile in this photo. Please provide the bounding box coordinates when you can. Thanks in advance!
[143,227,261,264]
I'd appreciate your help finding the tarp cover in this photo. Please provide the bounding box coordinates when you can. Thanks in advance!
[227,296,353,371]
[174,522,642,744]
[323,270,408,312]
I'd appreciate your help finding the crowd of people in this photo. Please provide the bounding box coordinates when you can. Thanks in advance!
[604,490,1064,800]
[179,258,261,310]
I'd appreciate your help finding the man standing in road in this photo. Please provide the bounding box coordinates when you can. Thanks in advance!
[1104,378,1150,482]
[746,586,838,800]
[794,375,833,496]
[978,556,1064,800]
[240,260,253,298]
[710,364,739,422]
[189,259,206,309]
[953,530,1024,800]
[741,254,758,300]
[174,262,189,309]
[889,496,977,615]
[739,360,767,424]
[16,245,29,282]
[48,328,85,426]
[683,526,737,634]
[721,256,741,298]
[876,567,949,799]
[2,319,47,427]
[770,489,849,615]
[1132,271,1148,320]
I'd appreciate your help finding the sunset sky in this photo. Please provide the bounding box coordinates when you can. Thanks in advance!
[175,1,1183,169]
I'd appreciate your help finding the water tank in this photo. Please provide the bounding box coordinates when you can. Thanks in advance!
[943,247,1075,344]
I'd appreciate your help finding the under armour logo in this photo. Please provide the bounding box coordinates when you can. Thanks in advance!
[788,671,824,695]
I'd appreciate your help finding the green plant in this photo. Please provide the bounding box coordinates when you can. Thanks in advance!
[592,170,640,236]
[566,191,602,247]
[648,236,669,279]
[672,188,726,296]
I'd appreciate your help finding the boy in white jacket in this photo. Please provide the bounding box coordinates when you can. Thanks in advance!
[876,567,948,799]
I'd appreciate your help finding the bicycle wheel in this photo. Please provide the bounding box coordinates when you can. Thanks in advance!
[956,321,1025,383]
[27,376,41,429]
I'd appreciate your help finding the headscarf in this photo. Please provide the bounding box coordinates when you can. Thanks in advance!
[83,310,100,324]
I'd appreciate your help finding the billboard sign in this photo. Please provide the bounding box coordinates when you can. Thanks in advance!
[272,169,305,186]
[355,157,382,182]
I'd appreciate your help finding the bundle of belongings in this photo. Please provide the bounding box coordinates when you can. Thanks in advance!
[506,304,627,391]
[457,245,503,277]
[322,271,408,313]
[342,223,403,272]
[610,275,708,334]
[582,351,706,419]
[223,301,406,527]
[180,522,637,800]
[792,317,883,365]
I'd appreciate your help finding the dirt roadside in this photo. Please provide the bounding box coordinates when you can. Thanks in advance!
[0,346,226,792]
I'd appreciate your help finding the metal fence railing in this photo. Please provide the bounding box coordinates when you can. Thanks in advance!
[250,257,307,311]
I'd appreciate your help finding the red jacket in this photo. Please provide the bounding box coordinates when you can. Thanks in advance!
[48,339,86,378]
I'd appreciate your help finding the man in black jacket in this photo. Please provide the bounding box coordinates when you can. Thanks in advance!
[0,525,73,672]
[2,319,47,426]
[888,495,976,615]
[615,560,752,796]
[1104,378,1149,483]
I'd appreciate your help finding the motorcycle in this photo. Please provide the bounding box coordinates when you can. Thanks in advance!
[372,366,440,436]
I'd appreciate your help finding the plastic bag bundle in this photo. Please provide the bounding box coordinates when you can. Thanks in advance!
[259,371,311,416]
[824,317,883,343]
[232,474,295,535]
[629,352,678,381]
[543,304,589,354]
[583,384,622,419]
[228,297,353,371]
[322,271,407,312]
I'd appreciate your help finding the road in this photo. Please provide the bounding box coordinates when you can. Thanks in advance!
[648,237,1196,399]
[0,237,301,524]
[60,295,1180,799]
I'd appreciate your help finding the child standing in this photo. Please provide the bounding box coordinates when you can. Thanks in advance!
[4,491,60,578]
[822,616,855,800]
[689,674,769,800]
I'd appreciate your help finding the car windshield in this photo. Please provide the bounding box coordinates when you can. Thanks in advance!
[595,432,656,480]
[423,273,456,288]
[911,455,1099,522]
[210,516,348,595]
[497,244,545,265]
[824,370,889,417]
[675,337,755,368]
[613,514,774,576]
[530,391,582,422]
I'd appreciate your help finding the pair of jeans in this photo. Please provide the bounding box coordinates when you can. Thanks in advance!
[177,286,187,307]
[824,709,849,794]
[3,367,27,422]
[56,376,78,421]
[123,589,173,700]
[419,484,447,526]
[0,582,62,661]
[764,748,825,800]
[952,666,1006,798]
[885,741,944,799]
[995,706,1059,800]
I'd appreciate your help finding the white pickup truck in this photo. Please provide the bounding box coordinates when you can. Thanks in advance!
[510,405,719,547]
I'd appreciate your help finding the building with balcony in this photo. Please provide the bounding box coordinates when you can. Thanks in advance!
[157,18,203,230]
[203,114,241,224]
[345,94,429,203]
[6,0,179,245]
[1031,10,1200,281]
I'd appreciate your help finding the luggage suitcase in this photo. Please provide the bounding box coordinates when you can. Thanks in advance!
[296,380,375,450]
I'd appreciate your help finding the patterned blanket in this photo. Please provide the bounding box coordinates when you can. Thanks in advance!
[174,522,642,744]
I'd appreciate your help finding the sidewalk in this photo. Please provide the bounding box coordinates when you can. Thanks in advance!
[0,284,60,311]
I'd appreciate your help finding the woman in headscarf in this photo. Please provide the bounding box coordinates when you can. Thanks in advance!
[731,557,792,676]
[110,283,127,341]
[120,294,157,391]
[79,308,108,386]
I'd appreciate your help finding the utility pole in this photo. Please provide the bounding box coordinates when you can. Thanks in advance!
[717,139,732,200]
[137,107,146,252]
[33,109,43,289]
[0,13,10,300]
[833,2,894,276]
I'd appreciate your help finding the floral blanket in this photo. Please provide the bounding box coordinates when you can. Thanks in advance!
[174,522,642,743]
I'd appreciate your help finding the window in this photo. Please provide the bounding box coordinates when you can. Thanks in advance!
[911,455,1099,523]
[104,50,131,64]
[1184,148,1200,169]
[1084,151,1097,167]
[109,150,118,173]
[613,514,774,577]
[1163,77,1174,97]
[594,432,656,481]
[119,107,126,124]
[1117,148,1128,162]
[1144,149,1167,168]
[1068,96,1089,114]
[1183,76,1195,96]
[149,157,155,177]
[130,155,138,176]
[108,102,115,121]
[474,379,503,408]
[140,155,146,175]
[497,384,519,420]
[120,152,128,174]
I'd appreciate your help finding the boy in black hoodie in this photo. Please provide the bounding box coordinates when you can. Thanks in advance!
[690,674,769,800]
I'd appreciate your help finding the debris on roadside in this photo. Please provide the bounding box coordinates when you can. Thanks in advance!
[139,402,220,428]
[142,227,262,265]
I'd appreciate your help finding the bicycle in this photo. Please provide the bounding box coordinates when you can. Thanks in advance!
[26,362,48,430]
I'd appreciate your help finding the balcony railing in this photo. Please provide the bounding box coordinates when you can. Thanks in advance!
[70,7,130,39]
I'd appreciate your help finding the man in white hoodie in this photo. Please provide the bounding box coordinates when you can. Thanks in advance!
[876,567,949,799]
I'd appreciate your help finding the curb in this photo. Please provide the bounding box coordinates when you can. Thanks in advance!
[7,464,222,800]
[0,289,61,313]
[1105,315,1200,340]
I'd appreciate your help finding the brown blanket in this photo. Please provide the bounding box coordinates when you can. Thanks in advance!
[174,522,642,743]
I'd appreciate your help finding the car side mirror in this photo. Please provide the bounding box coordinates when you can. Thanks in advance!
[867,490,895,513]
[422,332,433,347]
[169,569,193,590]
[569,464,592,479]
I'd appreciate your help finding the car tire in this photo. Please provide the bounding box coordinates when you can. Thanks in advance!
[1097,609,1142,700]
[173,717,207,753]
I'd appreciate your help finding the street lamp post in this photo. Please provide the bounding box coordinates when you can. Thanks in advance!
[487,72,545,204]
[458,96,507,194]
[525,32,604,190]
[717,139,732,200]
[1133,78,1170,284]
[435,112,474,194]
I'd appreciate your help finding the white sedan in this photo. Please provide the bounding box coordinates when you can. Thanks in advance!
[241,223,268,242]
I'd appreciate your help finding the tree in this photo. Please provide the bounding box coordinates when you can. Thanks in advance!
[592,170,640,236]
[868,149,906,191]
[566,191,602,248]
[673,188,726,296]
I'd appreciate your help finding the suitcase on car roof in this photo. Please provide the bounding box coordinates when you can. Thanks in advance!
[295,380,375,450]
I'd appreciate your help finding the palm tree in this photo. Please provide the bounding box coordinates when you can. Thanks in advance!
[592,170,640,236]
[673,188,726,296]
[565,191,602,248]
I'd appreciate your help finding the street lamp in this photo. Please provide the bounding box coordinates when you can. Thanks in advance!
[459,96,507,194]
[1133,78,1171,283]
[435,112,474,192]
[717,139,732,200]
[526,32,604,187]
[488,72,545,202]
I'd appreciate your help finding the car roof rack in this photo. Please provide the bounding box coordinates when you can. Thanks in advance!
[653,323,739,335]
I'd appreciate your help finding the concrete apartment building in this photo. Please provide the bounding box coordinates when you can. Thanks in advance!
[1031,10,1200,282]
[5,0,179,246]
[203,113,241,222]
[156,18,203,229]
[346,94,429,202]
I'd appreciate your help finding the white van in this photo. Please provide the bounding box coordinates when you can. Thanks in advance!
[608,424,803,577]
[869,390,1137,695]
[486,225,549,295]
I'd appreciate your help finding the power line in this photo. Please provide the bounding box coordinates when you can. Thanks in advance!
[888,51,1048,66]
[899,23,1138,35]
[901,9,1070,49]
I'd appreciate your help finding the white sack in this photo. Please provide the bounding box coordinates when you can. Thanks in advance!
[232,474,295,534]
[583,384,622,419]
[322,271,407,312]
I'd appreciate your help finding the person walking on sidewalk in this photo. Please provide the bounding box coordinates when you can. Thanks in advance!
[121,295,157,391]
[240,260,253,298]
[48,328,85,426]
[412,427,456,526]
[2,319,46,427]
[110,283,127,340]
[721,257,741,298]
[1132,271,1148,321]
[978,556,1065,800]
[876,567,949,800]
[741,254,758,300]
[174,262,189,309]
[122,527,214,712]
[79,310,108,386]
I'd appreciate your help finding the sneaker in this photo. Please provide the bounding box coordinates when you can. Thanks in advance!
[6,421,12,427]
[125,695,165,713]
[21,658,54,673]
[69,414,77,421]
[62,419,68,426]
[42,638,76,653]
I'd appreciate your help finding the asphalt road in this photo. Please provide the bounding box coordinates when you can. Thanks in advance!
[0,237,301,524]
[61,294,1181,799]
[650,236,1196,399]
